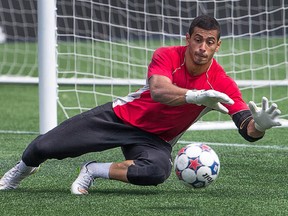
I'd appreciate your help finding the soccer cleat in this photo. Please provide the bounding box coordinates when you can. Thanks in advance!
[0,162,39,190]
[71,162,95,195]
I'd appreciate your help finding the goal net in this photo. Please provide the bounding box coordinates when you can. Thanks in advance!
[0,0,287,133]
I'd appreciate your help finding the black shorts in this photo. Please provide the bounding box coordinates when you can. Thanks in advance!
[22,102,172,168]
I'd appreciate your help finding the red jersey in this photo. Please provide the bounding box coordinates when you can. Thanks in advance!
[113,46,248,142]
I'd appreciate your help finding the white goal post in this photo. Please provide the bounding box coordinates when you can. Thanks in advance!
[38,0,57,134]
[0,0,287,133]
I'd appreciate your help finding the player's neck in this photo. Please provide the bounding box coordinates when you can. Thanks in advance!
[185,58,213,76]
[184,51,213,76]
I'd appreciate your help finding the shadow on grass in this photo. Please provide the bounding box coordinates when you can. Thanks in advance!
[0,187,162,196]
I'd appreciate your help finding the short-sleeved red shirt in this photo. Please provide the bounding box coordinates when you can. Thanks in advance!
[113,46,248,142]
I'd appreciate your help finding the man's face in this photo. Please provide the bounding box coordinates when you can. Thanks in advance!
[186,27,221,65]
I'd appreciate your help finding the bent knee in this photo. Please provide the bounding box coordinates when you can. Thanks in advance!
[127,164,170,186]
[22,135,48,166]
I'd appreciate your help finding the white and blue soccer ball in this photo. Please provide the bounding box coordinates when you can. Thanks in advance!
[174,143,220,188]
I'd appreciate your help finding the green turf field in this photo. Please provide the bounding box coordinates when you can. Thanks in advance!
[0,84,288,216]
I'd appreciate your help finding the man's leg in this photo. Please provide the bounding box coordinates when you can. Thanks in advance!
[71,142,172,195]
[71,160,134,195]
[0,103,121,190]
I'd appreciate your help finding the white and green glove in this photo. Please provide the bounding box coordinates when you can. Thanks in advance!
[185,89,234,114]
[248,97,281,132]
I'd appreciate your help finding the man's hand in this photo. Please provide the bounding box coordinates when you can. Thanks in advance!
[248,97,281,132]
[185,90,234,114]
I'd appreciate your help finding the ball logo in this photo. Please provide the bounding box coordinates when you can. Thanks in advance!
[202,173,214,184]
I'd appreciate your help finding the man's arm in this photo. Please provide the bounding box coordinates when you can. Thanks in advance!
[246,119,266,138]
[232,110,263,142]
[232,97,281,142]
[149,74,234,113]
[149,75,187,106]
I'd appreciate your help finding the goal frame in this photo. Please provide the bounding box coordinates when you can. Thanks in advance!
[34,0,288,134]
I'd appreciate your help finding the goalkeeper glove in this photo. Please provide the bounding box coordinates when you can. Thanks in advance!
[185,89,234,114]
[248,97,281,132]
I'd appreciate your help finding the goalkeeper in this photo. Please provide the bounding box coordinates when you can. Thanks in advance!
[0,15,281,194]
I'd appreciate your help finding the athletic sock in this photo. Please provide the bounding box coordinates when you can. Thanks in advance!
[86,162,112,179]
[17,160,35,172]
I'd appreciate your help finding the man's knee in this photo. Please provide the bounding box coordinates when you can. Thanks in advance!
[22,135,49,166]
[127,163,171,186]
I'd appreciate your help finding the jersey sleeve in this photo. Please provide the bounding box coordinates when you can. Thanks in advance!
[147,47,174,80]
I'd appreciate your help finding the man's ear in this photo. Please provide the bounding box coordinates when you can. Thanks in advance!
[185,33,190,45]
[215,39,221,52]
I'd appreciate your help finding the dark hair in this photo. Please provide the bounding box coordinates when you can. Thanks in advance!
[188,15,221,40]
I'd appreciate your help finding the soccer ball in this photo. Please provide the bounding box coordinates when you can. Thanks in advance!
[174,143,220,188]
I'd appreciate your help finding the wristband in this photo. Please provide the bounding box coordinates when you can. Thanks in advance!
[185,90,204,104]
[185,90,196,104]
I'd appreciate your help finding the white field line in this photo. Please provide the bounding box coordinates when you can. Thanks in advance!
[0,130,38,135]
[178,140,288,150]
